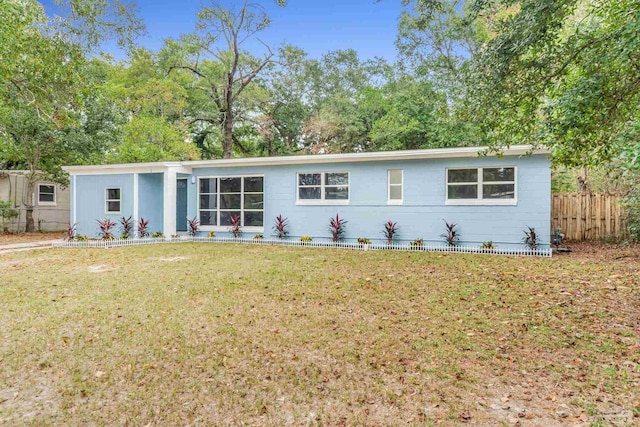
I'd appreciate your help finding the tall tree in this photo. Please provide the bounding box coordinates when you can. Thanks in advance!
[163,1,275,159]
[0,0,143,230]
[460,0,640,166]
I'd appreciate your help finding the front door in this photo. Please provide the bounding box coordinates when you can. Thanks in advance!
[176,179,188,232]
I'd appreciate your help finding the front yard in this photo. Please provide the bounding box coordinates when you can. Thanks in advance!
[1,244,638,425]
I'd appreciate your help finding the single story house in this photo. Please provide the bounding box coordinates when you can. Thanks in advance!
[0,170,70,232]
[62,145,551,248]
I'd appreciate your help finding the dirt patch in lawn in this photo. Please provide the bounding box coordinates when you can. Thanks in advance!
[152,256,191,262]
[0,232,65,245]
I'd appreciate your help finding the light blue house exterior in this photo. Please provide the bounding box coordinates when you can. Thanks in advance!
[63,145,552,248]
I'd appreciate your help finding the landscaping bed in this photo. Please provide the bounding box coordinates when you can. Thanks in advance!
[0,244,638,425]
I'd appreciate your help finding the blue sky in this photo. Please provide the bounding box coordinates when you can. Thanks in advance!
[42,0,406,62]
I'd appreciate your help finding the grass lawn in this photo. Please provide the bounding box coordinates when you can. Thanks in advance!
[1,244,638,426]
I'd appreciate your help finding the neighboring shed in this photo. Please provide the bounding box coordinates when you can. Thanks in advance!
[63,145,552,248]
[0,171,70,232]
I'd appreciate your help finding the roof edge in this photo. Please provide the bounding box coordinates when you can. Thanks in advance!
[62,145,550,174]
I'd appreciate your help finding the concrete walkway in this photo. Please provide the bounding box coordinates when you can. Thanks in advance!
[0,240,56,254]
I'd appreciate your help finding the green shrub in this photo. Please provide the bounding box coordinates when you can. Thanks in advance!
[622,187,640,242]
[410,238,424,247]
[0,199,18,231]
[300,235,312,242]
[481,241,496,250]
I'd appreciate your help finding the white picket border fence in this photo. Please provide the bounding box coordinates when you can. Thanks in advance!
[52,236,552,257]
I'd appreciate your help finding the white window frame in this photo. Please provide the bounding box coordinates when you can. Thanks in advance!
[105,188,122,214]
[445,166,517,206]
[387,169,403,205]
[37,183,57,206]
[296,171,350,206]
[197,175,265,232]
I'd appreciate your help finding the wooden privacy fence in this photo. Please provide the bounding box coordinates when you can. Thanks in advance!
[551,193,629,241]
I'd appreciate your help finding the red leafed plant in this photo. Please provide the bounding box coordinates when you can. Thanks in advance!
[229,214,242,238]
[383,221,399,245]
[97,218,116,240]
[138,217,149,238]
[66,221,77,240]
[119,216,133,239]
[441,220,459,247]
[187,216,200,237]
[328,213,347,242]
[272,214,289,239]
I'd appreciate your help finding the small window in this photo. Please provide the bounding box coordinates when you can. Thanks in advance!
[446,167,516,205]
[105,188,121,213]
[297,172,349,205]
[38,184,56,205]
[388,170,403,204]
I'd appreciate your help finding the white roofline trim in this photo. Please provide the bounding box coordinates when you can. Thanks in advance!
[62,145,550,175]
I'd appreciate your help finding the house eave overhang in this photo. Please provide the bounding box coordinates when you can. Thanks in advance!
[62,145,551,175]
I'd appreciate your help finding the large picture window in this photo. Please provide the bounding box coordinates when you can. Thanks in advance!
[198,176,264,229]
[446,167,516,205]
[297,172,349,205]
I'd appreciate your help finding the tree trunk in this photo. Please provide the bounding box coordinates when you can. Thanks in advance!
[25,179,36,232]
[577,165,589,192]
[25,207,35,232]
[222,109,234,159]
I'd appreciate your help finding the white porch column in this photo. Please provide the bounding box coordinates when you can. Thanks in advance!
[163,168,177,239]
[133,173,139,236]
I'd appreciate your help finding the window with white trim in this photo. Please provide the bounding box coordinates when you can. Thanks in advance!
[105,188,121,213]
[297,172,349,204]
[446,167,516,204]
[198,176,264,228]
[38,184,56,205]
[388,169,403,204]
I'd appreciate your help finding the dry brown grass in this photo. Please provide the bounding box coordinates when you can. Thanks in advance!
[0,232,65,246]
[0,244,638,426]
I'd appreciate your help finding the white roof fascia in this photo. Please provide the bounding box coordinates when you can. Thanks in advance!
[62,145,550,175]
[62,163,193,176]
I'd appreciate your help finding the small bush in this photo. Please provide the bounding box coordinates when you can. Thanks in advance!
[357,237,371,244]
[272,215,289,239]
[523,227,538,249]
[0,199,18,231]
[207,231,216,238]
[410,238,424,247]
[622,187,640,242]
[300,235,313,242]
[187,216,199,237]
[151,231,164,238]
[382,221,399,245]
[441,220,459,246]
[97,218,116,240]
[328,214,347,242]
[229,215,242,238]
[138,218,149,238]
[253,234,264,240]
[481,241,496,250]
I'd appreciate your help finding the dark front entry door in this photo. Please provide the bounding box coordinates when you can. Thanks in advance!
[176,179,188,232]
